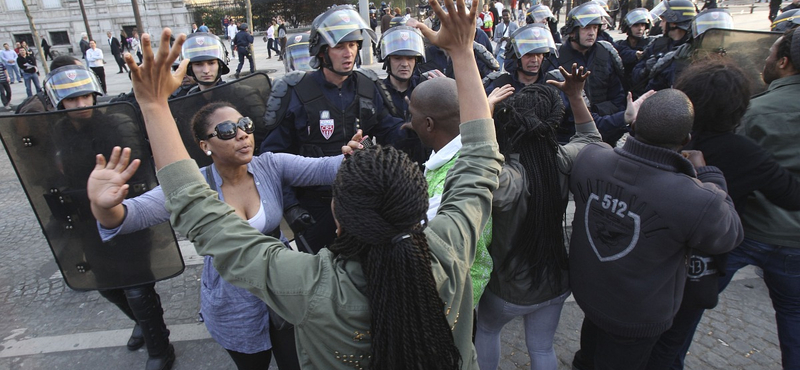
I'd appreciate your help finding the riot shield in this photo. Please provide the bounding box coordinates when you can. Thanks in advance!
[695,29,782,95]
[168,72,272,168]
[0,102,183,291]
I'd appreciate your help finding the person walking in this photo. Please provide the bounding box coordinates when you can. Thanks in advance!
[41,37,53,61]
[1,43,22,83]
[131,31,143,64]
[227,20,239,58]
[277,18,287,61]
[85,40,107,93]
[265,21,279,59]
[79,33,90,60]
[233,23,255,79]
[17,48,42,97]
[108,31,128,74]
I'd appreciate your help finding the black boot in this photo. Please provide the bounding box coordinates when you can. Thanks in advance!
[126,285,175,370]
[99,289,143,351]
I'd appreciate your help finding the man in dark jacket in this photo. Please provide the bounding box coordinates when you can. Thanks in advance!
[568,88,743,370]
[232,23,255,78]
[107,31,128,74]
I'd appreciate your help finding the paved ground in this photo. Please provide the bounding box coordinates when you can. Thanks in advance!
[0,5,789,370]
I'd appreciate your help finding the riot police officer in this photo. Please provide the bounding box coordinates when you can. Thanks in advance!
[526,4,562,43]
[483,23,559,94]
[614,8,656,93]
[182,33,230,93]
[555,1,627,144]
[261,5,405,253]
[283,33,314,73]
[632,0,696,89]
[44,65,175,370]
[772,8,800,32]
[377,24,430,165]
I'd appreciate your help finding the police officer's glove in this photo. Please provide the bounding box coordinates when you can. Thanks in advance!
[284,205,316,235]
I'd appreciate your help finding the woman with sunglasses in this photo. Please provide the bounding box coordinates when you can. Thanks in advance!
[89,101,358,370]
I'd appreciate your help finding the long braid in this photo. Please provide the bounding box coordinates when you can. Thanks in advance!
[494,84,569,292]
[329,146,461,370]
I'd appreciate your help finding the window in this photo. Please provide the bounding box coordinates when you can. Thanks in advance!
[50,31,71,45]
[42,0,62,8]
[5,0,23,11]
[14,34,34,47]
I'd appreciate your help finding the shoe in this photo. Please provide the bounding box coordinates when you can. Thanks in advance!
[127,323,144,351]
[234,73,240,79]
[9,82,13,84]
[267,56,272,59]
[145,343,175,370]
[117,71,124,74]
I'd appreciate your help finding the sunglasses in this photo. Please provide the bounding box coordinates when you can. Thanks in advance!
[202,117,255,140]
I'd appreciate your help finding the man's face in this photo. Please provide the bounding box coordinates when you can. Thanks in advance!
[193,23,197,29]
[192,59,220,83]
[666,22,687,41]
[521,52,545,74]
[575,25,598,49]
[18,49,26,57]
[407,101,434,148]
[503,12,510,23]
[326,41,359,73]
[762,36,783,85]
[107,32,112,38]
[15,43,20,48]
[630,23,647,38]
[62,93,95,119]
[389,55,416,80]
[89,41,96,49]
[3,44,9,50]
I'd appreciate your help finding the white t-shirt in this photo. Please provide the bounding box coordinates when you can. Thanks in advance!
[85,48,104,67]
[267,25,275,39]
[227,24,238,39]
[495,2,505,14]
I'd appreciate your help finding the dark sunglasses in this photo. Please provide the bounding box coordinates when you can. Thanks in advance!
[202,117,255,140]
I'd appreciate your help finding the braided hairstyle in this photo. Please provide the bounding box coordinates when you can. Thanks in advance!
[329,146,461,370]
[493,83,568,292]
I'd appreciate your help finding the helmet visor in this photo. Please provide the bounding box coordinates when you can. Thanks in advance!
[693,10,734,37]
[626,8,652,26]
[286,43,313,72]
[380,28,426,61]
[182,34,226,61]
[571,3,610,27]
[45,65,103,108]
[651,2,667,19]
[317,9,378,47]
[511,25,557,58]
[528,5,555,23]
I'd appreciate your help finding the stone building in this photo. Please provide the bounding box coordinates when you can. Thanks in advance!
[0,0,191,58]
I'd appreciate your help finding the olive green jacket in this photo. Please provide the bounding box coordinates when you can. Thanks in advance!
[157,118,502,369]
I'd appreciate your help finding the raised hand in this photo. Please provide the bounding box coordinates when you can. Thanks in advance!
[88,147,140,228]
[547,63,590,99]
[342,129,366,156]
[488,84,515,113]
[624,90,656,125]
[412,0,478,56]
[124,29,189,109]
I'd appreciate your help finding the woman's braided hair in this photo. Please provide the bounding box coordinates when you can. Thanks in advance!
[329,146,461,370]
[494,83,568,291]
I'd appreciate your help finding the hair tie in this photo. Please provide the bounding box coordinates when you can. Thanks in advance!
[391,233,411,244]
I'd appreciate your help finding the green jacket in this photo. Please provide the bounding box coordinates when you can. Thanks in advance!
[739,74,800,248]
[157,118,503,369]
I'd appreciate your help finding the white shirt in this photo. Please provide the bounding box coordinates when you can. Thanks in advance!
[227,24,238,39]
[85,48,104,67]
[495,2,505,14]
[267,25,275,39]
[423,135,462,221]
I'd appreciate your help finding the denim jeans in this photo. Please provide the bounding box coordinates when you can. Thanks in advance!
[475,290,569,370]
[646,238,800,370]
[22,72,41,97]
[5,63,21,82]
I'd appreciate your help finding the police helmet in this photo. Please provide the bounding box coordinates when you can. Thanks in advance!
[285,33,314,72]
[772,9,800,32]
[182,33,230,76]
[620,8,652,34]
[692,8,733,38]
[44,65,104,109]
[390,15,411,28]
[239,23,249,31]
[308,5,378,69]
[660,0,697,30]
[509,23,558,59]
[561,2,610,36]
[526,4,556,24]
[377,25,426,63]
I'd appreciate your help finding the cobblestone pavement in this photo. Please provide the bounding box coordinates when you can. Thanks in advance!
[0,6,787,370]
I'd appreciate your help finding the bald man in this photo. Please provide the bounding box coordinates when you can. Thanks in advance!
[567,90,743,370]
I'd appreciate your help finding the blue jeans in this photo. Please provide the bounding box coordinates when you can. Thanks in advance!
[22,72,41,97]
[475,290,569,370]
[5,63,21,82]
[647,238,800,370]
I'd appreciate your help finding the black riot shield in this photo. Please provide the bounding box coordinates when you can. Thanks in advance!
[695,29,782,95]
[0,102,183,291]
[168,72,272,168]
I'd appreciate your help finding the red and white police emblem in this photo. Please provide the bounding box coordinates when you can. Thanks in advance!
[320,110,334,140]
[295,35,303,43]
[196,38,205,45]
[65,71,78,80]
[341,14,351,23]
[401,31,410,41]
[711,12,720,19]
[532,29,541,38]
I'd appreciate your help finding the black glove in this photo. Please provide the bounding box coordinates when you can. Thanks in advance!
[284,205,316,235]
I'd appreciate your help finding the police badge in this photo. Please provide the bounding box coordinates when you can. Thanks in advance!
[320,110,334,140]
